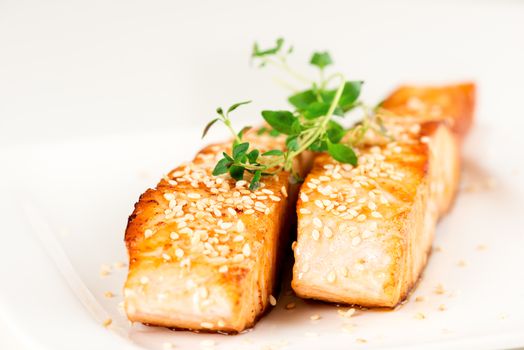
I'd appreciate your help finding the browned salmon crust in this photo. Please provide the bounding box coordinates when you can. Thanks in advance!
[124,132,311,333]
[291,83,475,307]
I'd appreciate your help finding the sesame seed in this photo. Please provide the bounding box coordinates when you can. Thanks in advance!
[233,254,244,263]
[104,291,114,298]
[140,276,149,284]
[368,201,377,210]
[438,304,447,311]
[434,284,445,295]
[236,180,247,187]
[162,342,174,350]
[227,207,237,216]
[313,217,322,228]
[175,249,184,258]
[338,308,355,318]
[415,296,425,302]
[187,193,201,199]
[269,295,277,306]
[421,136,430,143]
[162,253,171,261]
[102,318,112,328]
[311,229,320,241]
[299,208,311,214]
[217,320,225,327]
[371,211,382,218]
[351,236,362,246]
[219,222,233,230]
[144,229,154,238]
[244,209,255,215]
[280,186,288,197]
[307,183,317,189]
[310,314,321,321]
[415,312,426,320]
[327,271,336,283]
[357,214,367,222]
[270,195,281,202]
[323,226,333,238]
[362,230,373,239]
[285,302,296,310]
[242,243,251,257]
[218,265,228,273]
[314,200,324,208]
[356,338,367,344]
[200,322,214,329]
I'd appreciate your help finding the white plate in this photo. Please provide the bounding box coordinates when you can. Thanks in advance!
[2,0,524,349]
[1,122,524,350]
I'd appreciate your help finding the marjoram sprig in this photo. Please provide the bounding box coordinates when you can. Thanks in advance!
[202,38,388,190]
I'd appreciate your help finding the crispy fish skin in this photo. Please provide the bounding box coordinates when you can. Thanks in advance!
[291,84,475,307]
[124,133,308,333]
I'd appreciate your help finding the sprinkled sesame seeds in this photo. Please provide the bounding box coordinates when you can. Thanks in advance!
[140,276,149,284]
[338,308,355,318]
[175,248,184,258]
[200,322,214,329]
[280,186,288,197]
[351,236,362,246]
[242,243,251,257]
[162,253,171,261]
[300,208,311,214]
[104,291,114,298]
[187,193,201,199]
[269,295,277,306]
[327,271,336,283]
[144,229,154,238]
[218,265,228,273]
[310,314,321,321]
[102,318,112,328]
[285,302,296,310]
[356,214,367,222]
[371,211,382,218]
[415,312,426,320]
[313,217,322,228]
[311,229,320,241]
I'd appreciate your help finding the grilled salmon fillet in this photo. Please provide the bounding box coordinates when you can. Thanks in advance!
[291,83,475,307]
[124,132,310,333]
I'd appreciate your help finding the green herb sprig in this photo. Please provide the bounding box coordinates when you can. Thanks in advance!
[203,38,388,190]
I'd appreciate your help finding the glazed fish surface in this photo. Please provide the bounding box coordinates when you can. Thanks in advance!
[124,132,310,333]
[291,83,475,307]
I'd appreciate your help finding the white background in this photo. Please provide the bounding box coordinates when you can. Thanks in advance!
[1,0,524,349]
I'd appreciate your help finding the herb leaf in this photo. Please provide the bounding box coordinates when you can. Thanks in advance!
[252,38,284,58]
[262,149,284,156]
[310,51,333,69]
[327,140,357,165]
[249,170,262,190]
[213,158,231,176]
[227,100,252,114]
[201,118,219,138]
[261,110,297,135]
[288,90,317,110]
[229,165,245,180]
[233,142,250,160]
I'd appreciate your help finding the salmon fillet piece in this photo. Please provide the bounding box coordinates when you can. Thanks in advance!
[124,132,310,333]
[291,83,475,307]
